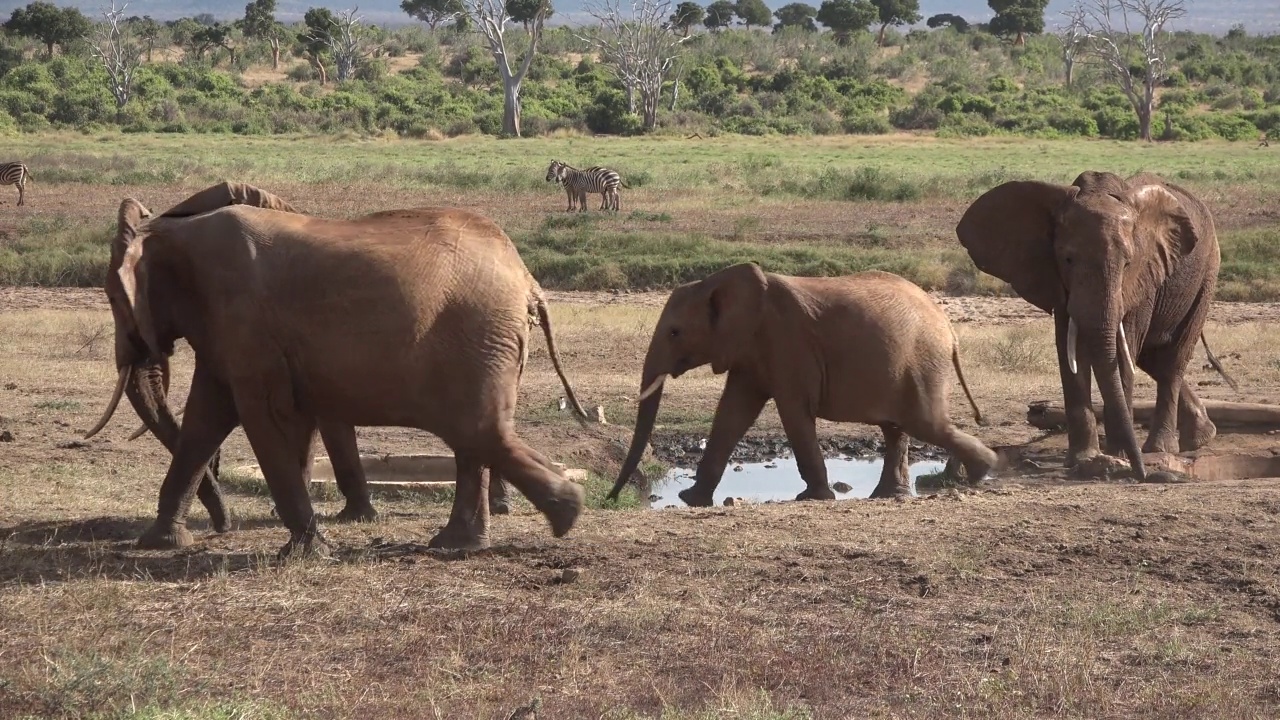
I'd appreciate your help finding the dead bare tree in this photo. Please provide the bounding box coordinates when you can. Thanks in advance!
[88,0,144,110]
[578,0,689,130]
[321,7,381,83]
[1059,2,1087,87]
[467,0,549,137]
[1079,0,1188,141]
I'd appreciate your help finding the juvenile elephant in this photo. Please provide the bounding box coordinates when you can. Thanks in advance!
[606,263,996,505]
[956,171,1235,479]
[86,182,587,555]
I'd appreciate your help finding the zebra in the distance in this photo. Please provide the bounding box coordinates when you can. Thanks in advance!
[545,159,628,212]
[0,161,33,206]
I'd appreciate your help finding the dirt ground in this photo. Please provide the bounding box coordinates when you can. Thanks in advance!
[3,282,1280,718]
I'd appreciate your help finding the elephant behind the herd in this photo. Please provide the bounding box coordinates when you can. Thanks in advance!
[87,183,588,557]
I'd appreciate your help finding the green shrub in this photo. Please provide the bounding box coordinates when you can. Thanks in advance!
[842,113,891,134]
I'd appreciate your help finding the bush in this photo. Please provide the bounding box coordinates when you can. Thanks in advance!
[842,113,891,134]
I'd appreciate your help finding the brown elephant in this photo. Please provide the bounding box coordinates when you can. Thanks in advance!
[956,170,1235,479]
[85,181,587,556]
[606,263,997,505]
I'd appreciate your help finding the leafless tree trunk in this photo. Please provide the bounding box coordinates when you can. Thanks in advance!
[1079,0,1187,142]
[468,0,547,137]
[89,1,144,110]
[578,0,689,131]
[269,35,281,69]
[319,7,380,82]
[1059,2,1087,87]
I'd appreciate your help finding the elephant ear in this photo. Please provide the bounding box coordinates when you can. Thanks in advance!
[1127,181,1204,270]
[160,181,300,218]
[114,198,162,358]
[955,180,1080,313]
[704,262,768,374]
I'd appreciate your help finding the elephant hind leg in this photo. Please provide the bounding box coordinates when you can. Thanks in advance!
[1177,383,1216,452]
[869,423,910,499]
[489,468,511,515]
[319,420,377,523]
[477,426,584,538]
[904,416,996,485]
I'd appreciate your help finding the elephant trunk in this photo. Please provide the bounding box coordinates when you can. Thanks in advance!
[606,352,669,502]
[1081,319,1145,478]
[124,357,181,455]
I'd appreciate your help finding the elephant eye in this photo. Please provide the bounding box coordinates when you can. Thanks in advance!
[669,328,680,338]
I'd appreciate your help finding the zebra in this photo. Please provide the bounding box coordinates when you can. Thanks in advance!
[545,160,628,212]
[0,162,32,206]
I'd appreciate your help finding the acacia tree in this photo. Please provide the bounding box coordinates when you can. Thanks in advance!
[300,7,336,82]
[242,0,287,69]
[401,0,464,29]
[1059,1,1086,85]
[773,2,818,32]
[816,0,876,44]
[925,12,968,31]
[4,1,92,58]
[987,0,1048,45]
[467,0,550,136]
[703,0,735,30]
[1079,0,1186,141]
[507,0,553,32]
[668,1,704,35]
[89,1,143,110]
[734,0,771,29]
[580,0,689,130]
[869,0,919,46]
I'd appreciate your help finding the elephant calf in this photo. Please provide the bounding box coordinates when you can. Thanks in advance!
[607,263,997,505]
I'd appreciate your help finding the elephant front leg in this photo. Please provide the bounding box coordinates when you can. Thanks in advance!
[194,448,230,533]
[488,468,511,515]
[680,370,768,507]
[1142,373,1182,454]
[870,423,910,499]
[775,397,835,503]
[429,455,490,551]
[138,368,239,550]
[1055,311,1100,466]
[318,419,377,523]
[1177,383,1216,452]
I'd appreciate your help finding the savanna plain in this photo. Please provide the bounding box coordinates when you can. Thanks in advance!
[3,133,1280,719]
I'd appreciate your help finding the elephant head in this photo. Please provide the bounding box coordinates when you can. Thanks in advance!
[606,262,768,501]
[84,182,299,446]
[956,171,1206,473]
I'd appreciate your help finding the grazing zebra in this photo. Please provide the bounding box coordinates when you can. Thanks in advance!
[0,161,32,206]
[545,160,628,212]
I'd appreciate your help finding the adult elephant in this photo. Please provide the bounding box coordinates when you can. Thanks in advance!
[86,182,588,555]
[956,170,1235,480]
[606,263,997,506]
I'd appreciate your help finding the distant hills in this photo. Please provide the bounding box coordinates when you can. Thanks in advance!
[0,0,1275,32]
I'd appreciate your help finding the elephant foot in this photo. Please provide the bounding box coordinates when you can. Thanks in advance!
[869,482,908,499]
[489,499,511,516]
[534,481,585,538]
[677,486,715,507]
[1065,446,1100,469]
[276,527,331,560]
[965,450,997,484]
[334,502,378,524]
[136,521,195,550]
[428,523,490,552]
[795,485,836,502]
[1179,417,1217,453]
[1142,430,1180,455]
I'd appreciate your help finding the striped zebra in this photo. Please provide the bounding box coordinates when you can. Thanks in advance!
[0,161,32,206]
[545,160,628,212]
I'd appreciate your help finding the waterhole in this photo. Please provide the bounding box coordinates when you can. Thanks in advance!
[650,456,947,508]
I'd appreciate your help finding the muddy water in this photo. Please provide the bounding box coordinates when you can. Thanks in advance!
[650,456,947,508]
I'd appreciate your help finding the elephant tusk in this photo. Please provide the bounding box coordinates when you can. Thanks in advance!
[637,374,668,402]
[1066,317,1078,375]
[1118,324,1137,376]
[84,365,132,440]
[127,403,185,441]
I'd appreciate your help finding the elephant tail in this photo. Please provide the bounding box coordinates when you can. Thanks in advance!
[534,292,592,424]
[1201,332,1239,391]
[951,337,986,426]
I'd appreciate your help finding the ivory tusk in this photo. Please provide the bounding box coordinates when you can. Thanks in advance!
[1066,317,1078,375]
[1118,324,1137,376]
[127,404,185,441]
[84,366,132,440]
[637,374,668,402]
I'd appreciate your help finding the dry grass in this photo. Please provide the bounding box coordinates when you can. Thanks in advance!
[4,289,1280,717]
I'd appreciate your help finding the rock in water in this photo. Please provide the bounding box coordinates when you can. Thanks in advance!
[832,481,853,493]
